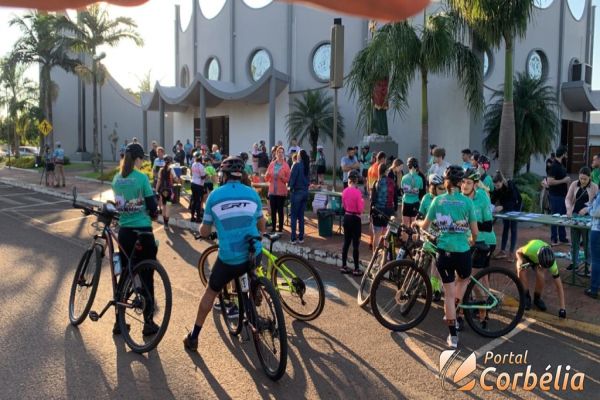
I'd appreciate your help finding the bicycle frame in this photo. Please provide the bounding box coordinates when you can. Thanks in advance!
[260,241,298,294]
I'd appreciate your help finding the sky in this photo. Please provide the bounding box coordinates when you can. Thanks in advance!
[0,0,599,91]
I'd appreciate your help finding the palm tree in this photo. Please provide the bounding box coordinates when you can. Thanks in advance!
[64,4,143,170]
[448,0,535,178]
[10,12,79,149]
[286,89,345,159]
[348,12,483,165]
[483,72,558,174]
[0,55,38,157]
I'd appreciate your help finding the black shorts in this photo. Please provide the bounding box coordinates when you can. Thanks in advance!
[204,182,214,192]
[473,244,495,269]
[371,208,393,228]
[362,169,368,178]
[317,165,326,174]
[436,249,472,283]
[45,163,55,172]
[159,189,172,204]
[208,257,253,293]
[402,202,419,217]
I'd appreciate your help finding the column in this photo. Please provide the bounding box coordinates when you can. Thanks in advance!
[199,85,207,145]
[142,110,148,150]
[159,98,165,147]
[268,74,276,150]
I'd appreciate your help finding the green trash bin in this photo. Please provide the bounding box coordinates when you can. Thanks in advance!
[317,209,334,237]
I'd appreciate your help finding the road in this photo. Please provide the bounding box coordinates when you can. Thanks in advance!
[0,184,598,399]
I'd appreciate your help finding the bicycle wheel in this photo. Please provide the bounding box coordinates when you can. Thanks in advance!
[251,276,288,381]
[370,260,432,332]
[357,246,386,307]
[219,278,243,336]
[197,244,219,287]
[272,255,325,321]
[117,260,172,353]
[462,266,525,338]
[69,244,102,326]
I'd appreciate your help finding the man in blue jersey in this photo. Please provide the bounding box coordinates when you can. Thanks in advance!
[184,156,266,351]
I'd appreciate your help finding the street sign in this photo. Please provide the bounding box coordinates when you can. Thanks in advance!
[38,119,53,136]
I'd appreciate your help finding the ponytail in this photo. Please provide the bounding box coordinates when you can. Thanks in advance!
[120,152,135,178]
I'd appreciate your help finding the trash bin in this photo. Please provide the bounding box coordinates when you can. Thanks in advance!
[317,209,334,237]
[172,184,181,205]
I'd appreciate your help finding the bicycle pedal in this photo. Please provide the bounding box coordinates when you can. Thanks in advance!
[88,311,99,321]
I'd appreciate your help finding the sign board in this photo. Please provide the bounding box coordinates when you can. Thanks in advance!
[38,119,53,136]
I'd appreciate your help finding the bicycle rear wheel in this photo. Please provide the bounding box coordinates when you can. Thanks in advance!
[462,266,525,338]
[357,246,385,307]
[272,255,325,321]
[370,260,432,332]
[69,244,102,326]
[118,260,172,353]
[219,278,243,336]
[251,276,288,381]
[197,244,219,287]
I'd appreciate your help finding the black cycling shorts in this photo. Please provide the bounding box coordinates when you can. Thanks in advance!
[402,202,419,217]
[436,249,472,283]
[204,182,214,192]
[473,244,495,269]
[208,257,253,293]
[45,162,55,172]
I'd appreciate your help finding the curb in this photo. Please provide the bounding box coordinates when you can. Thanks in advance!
[74,175,112,185]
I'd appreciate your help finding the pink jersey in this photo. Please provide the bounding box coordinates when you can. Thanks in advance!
[342,186,364,214]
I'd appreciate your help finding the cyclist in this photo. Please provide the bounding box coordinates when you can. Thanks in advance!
[414,165,478,349]
[184,156,266,351]
[401,157,423,227]
[111,143,160,335]
[515,240,566,318]
[418,174,445,302]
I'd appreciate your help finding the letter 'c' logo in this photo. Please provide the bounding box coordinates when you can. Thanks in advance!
[439,350,477,391]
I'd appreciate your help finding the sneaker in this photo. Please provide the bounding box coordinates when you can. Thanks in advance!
[456,316,464,332]
[533,296,547,312]
[584,289,598,299]
[446,334,458,349]
[183,334,198,351]
[227,305,239,319]
[142,321,160,336]
[112,322,130,335]
[524,293,531,310]
[289,239,297,245]
[298,239,304,244]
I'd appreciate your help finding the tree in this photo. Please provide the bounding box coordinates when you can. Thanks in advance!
[0,55,38,157]
[448,0,535,178]
[483,72,558,174]
[10,12,79,149]
[348,11,483,165]
[286,89,345,159]
[64,4,143,170]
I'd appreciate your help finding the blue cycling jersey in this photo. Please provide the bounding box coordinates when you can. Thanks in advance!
[202,181,263,265]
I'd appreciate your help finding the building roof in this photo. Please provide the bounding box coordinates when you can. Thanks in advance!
[561,81,600,112]
[140,67,289,112]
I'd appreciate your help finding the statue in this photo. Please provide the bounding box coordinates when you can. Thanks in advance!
[372,78,389,136]
[109,127,119,162]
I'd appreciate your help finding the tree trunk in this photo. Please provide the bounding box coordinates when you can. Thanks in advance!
[420,68,429,168]
[92,71,99,171]
[498,36,516,178]
[310,128,318,161]
[38,67,46,151]
[45,69,54,149]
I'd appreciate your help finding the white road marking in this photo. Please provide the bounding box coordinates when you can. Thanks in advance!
[472,317,535,357]
[0,196,20,205]
[0,192,35,197]
[0,199,68,212]
[47,215,90,226]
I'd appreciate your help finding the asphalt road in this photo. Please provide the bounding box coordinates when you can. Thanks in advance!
[0,184,598,400]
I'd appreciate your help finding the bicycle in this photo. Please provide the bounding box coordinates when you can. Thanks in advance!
[68,188,172,353]
[198,235,288,381]
[370,227,526,338]
[197,232,325,321]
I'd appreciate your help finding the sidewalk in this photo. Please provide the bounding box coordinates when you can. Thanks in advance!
[0,164,598,333]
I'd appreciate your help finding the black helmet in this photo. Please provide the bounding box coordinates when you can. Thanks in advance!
[407,157,418,169]
[464,168,480,182]
[444,165,465,184]
[164,155,173,164]
[125,143,144,160]
[239,152,249,161]
[220,156,244,177]
[478,154,490,165]
[348,170,360,181]
[193,151,202,159]
[537,246,555,269]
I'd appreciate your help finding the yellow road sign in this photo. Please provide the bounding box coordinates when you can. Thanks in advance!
[38,119,53,136]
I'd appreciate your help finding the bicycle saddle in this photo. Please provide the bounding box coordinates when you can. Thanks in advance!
[264,232,281,243]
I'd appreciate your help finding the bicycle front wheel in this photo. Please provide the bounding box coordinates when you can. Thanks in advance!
[219,278,243,336]
[118,260,172,353]
[251,277,288,381]
[272,255,325,321]
[357,246,385,307]
[462,266,525,338]
[197,244,219,287]
[370,260,432,332]
[69,244,102,326]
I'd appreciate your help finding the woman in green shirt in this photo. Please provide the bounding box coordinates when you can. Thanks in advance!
[401,158,423,227]
[112,143,160,336]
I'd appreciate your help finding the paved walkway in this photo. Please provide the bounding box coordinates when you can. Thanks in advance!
[0,164,598,333]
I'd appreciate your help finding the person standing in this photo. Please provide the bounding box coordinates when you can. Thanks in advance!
[152,147,166,188]
[315,145,326,185]
[190,151,206,222]
[149,141,158,166]
[287,138,302,166]
[584,190,600,299]
[340,147,360,189]
[257,144,269,177]
[565,167,598,275]
[367,152,386,192]
[174,142,186,165]
[387,158,404,213]
[184,139,193,166]
[53,141,66,187]
[340,170,364,275]
[43,145,55,187]
[591,153,600,186]
[427,147,450,179]
[401,158,423,226]
[289,150,310,244]
[544,146,571,245]
[156,156,179,228]
[359,145,373,186]
[370,163,396,252]
[211,144,222,162]
[491,171,522,262]
[265,146,290,233]
[251,143,260,172]
[460,149,472,170]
